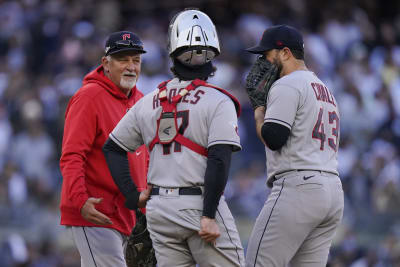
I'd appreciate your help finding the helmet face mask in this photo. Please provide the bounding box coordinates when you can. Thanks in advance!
[168,9,220,67]
[175,46,217,67]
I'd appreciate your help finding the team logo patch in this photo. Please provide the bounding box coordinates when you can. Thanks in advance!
[122,33,131,40]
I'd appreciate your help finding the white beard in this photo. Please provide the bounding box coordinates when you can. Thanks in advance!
[120,76,137,90]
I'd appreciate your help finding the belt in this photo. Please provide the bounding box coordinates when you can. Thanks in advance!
[151,187,202,196]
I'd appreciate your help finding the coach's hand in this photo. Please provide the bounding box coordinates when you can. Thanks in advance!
[81,198,112,225]
[199,216,220,245]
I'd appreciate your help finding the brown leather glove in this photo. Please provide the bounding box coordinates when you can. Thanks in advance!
[125,209,157,267]
[245,56,279,109]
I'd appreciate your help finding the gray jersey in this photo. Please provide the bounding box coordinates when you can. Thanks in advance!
[265,70,340,182]
[110,78,241,187]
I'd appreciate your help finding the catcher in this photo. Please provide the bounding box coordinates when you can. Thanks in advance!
[104,8,244,267]
[244,24,344,267]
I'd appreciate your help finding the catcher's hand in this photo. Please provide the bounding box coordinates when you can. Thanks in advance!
[125,209,157,267]
[245,56,279,110]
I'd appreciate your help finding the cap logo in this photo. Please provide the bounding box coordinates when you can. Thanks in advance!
[276,40,283,46]
[122,34,131,40]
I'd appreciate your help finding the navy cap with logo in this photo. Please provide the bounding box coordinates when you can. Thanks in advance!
[105,31,146,56]
[246,25,304,54]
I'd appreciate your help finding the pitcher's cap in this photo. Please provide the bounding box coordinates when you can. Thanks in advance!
[246,25,304,54]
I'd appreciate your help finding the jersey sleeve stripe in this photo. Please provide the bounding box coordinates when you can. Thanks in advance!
[208,140,242,151]
[109,133,133,152]
[264,118,292,129]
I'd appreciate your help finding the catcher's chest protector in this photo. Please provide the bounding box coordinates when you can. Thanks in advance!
[149,79,209,156]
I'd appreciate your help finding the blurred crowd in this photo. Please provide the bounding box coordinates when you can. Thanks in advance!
[0,0,400,266]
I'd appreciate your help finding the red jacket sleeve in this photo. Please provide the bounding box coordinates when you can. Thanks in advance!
[60,94,97,212]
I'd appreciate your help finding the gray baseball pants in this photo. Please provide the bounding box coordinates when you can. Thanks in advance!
[146,190,245,267]
[245,170,344,267]
[68,226,128,267]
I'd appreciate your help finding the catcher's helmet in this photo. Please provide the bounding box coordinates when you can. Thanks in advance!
[168,9,220,66]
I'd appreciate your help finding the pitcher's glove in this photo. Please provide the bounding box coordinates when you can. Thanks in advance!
[125,209,157,267]
[245,56,279,109]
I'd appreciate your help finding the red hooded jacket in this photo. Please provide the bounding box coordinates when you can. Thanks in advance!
[59,65,148,235]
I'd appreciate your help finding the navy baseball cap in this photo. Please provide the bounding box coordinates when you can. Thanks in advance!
[246,25,304,54]
[105,31,146,56]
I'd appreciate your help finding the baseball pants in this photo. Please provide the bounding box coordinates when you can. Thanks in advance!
[68,226,128,267]
[146,189,245,267]
[245,170,344,267]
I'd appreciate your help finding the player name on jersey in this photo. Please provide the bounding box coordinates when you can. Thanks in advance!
[311,82,336,107]
[153,88,205,109]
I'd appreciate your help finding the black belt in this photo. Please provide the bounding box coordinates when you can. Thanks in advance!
[151,187,202,196]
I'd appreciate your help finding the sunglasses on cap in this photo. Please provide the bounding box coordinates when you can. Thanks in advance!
[114,40,143,49]
[105,40,146,56]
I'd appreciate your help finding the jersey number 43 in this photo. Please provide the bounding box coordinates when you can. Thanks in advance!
[312,108,339,151]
